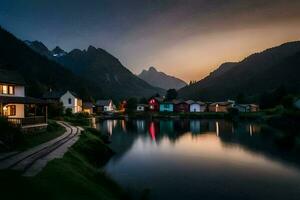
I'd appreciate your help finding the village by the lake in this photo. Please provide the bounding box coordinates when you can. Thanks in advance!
[1,1,300,200]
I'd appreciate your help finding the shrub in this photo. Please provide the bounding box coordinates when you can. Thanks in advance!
[0,117,24,151]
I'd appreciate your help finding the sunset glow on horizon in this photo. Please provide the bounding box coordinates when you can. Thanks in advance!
[1,0,300,82]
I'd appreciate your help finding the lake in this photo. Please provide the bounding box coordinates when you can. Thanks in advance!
[96,119,300,200]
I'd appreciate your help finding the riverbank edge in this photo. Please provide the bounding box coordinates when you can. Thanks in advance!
[0,127,129,200]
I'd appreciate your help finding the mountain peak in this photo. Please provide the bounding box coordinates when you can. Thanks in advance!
[52,46,66,57]
[87,45,97,52]
[139,67,187,90]
[149,66,157,72]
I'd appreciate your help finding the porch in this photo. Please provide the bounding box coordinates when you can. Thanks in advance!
[0,96,48,130]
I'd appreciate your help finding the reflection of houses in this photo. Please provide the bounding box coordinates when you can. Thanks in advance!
[174,100,189,113]
[136,104,148,112]
[208,101,234,112]
[43,90,82,113]
[186,100,206,112]
[148,97,163,112]
[190,120,201,134]
[136,120,146,132]
[159,102,174,112]
[82,102,95,114]
[0,70,48,129]
[95,99,114,113]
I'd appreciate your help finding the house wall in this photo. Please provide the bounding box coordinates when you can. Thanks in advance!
[60,91,82,113]
[149,99,159,111]
[6,104,24,118]
[137,106,145,111]
[83,108,93,114]
[175,103,189,112]
[190,104,200,112]
[15,85,25,97]
[159,104,174,112]
[0,84,25,97]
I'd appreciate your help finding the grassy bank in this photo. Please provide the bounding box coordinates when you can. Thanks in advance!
[0,119,65,152]
[0,128,129,200]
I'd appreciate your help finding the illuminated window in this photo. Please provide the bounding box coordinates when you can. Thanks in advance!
[3,105,16,116]
[8,86,14,95]
[2,85,8,94]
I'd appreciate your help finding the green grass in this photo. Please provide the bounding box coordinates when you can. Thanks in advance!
[0,129,129,200]
[20,120,65,150]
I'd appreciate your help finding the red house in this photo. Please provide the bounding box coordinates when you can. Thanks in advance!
[148,97,163,112]
[174,100,189,113]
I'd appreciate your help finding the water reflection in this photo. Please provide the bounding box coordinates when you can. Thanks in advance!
[97,119,300,200]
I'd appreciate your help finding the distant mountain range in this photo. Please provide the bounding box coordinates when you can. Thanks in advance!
[25,40,66,59]
[138,67,187,90]
[0,27,163,100]
[179,41,300,101]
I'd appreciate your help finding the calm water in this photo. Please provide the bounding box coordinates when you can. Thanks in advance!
[97,119,300,200]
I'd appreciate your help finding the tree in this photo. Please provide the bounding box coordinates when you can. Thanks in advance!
[166,89,178,100]
[126,98,138,112]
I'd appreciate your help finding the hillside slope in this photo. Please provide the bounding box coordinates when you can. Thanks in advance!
[179,41,300,101]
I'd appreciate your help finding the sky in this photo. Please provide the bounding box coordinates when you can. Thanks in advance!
[1,0,300,82]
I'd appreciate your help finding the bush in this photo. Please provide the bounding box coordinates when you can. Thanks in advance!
[48,102,64,118]
[0,117,24,151]
[65,108,73,116]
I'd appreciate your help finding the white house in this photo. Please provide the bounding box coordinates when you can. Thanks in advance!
[186,100,206,112]
[60,91,82,113]
[137,104,148,112]
[95,100,114,113]
[0,69,48,128]
[43,90,82,113]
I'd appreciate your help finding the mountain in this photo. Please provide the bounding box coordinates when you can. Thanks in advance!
[52,46,67,57]
[0,27,105,99]
[25,40,53,58]
[55,46,164,98]
[25,41,66,58]
[138,67,187,90]
[179,41,300,101]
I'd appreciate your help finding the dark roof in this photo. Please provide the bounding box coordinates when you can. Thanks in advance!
[0,96,47,104]
[137,104,148,107]
[0,70,26,85]
[210,102,233,106]
[96,100,112,106]
[42,90,80,99]
[42,91,65,99]
[83,102,95,109]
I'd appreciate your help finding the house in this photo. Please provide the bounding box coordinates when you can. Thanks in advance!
[159,102,174,112]
[83,102,95,114]
[137,104,148,112]
[148,97,163,112]
[234,104,260,112]
[208,101,234,112]
[174,100,189,113]
[95,100,114,113]
[43,90,82,113]
[0,70,48,129]
[186,100,206,112]
[234,104,251,112]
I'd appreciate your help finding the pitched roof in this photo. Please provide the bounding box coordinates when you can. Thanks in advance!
[96,100,112,106]
[42,90,80,99]
[42,91,65,99]
[83,102,95,109]
[0,69,25,85]
[210,102,233,106]
[0,96,47,104]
